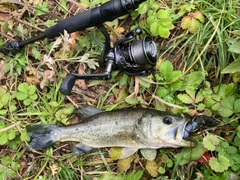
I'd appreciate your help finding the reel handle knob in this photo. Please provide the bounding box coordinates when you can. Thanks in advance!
[60,74,76,95]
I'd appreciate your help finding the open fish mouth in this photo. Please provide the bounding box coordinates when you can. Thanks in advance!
[175,120,197,147]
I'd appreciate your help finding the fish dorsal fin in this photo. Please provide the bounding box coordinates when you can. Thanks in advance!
[74,105,104,120]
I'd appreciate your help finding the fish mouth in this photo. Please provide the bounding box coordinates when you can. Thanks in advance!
[175,120,197,147]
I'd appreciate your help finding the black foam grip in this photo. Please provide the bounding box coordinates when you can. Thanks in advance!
[44,0,130,39]
[44,10,93,39]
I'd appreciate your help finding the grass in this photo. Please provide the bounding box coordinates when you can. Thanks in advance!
[0,0,240,179]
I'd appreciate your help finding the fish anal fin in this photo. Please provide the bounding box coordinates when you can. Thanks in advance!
[72,143,95,155]
[120,147,139,159]
[140,149,157,161]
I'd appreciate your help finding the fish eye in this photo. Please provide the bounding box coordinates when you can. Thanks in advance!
[163,116,173,125]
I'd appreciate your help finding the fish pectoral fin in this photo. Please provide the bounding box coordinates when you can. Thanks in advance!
[140,149,157,161]
[120,147,139,159]
[72,143,95,155]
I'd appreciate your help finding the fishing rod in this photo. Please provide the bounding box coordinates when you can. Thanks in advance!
[0,0,158,95]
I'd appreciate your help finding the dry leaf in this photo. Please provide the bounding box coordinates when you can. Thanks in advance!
[69,32,78,50]
[43,55,55,70]
[146,161,159,177]
[117,155,134,172]
[75,65,87,90]
[24,67,41,85]
[40,70,55,89]
[0,60,5,81]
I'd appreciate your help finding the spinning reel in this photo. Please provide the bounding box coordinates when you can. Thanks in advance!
[60,26,158,95]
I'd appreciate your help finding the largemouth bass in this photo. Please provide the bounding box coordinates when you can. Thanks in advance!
[27,106,217,160]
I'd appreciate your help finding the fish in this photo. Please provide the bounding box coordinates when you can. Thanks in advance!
[26,106,217,160]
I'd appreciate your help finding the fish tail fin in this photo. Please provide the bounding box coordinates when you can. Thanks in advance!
[26,124,59,151]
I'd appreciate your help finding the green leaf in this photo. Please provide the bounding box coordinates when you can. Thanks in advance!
[48,101,59,107]
[125,94,138,105]
[203,134,220,151]
[150,22,159,36]
[16,92,28,100]
[17,83,28,93]
[158,27,170,38]
[0,109,8,115]
[2,156,12,165]
[159,60,173,81]
[183,71,205,87]
[156,9,171,19]
[158,166,165,174]
[195,90,204,103]
[234,99,240,113]
[0,132,8,145]
[209,155,230,172]
[8,130,16,140]
[138,3,149,14]
[156,86,169,98]
[228,44,240,54]
[23,99,32,106]
[179,143,206,165]
[170,80,182,92]
[177,94,193,104]
[1,93,10,106]
[220,96,235,110]
[28,85,36,95]
[34,2,49,16]
[218,108,233,117]
[32,47,41,60]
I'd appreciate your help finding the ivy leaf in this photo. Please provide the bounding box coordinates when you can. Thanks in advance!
[203,134,220,151]
[177,94,194,104]
[209,155,230,172]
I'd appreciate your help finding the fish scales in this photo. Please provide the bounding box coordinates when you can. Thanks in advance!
[53,108,147,147]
